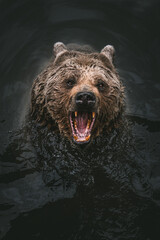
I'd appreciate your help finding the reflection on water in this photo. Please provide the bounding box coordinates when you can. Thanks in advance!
[0,0,160,239]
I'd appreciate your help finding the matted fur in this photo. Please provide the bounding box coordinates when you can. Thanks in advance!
[31,42,124,143]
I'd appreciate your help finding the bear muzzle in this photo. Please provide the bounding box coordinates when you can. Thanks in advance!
[69,91,97,144]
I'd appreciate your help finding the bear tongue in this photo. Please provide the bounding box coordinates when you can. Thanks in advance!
[76,112,89,134]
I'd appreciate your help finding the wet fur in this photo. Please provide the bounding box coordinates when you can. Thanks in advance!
[31,43,124,143]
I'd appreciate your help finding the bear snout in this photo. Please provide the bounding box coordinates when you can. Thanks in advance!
[75,92,96,111]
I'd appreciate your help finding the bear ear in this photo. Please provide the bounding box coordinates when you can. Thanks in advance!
[100,45,115,62]
[53,42,68,58]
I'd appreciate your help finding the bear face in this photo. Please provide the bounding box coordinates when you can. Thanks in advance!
[31,42,124,145]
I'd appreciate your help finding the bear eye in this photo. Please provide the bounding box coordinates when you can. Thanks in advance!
[66,78,76,88]
[96,80,105,91]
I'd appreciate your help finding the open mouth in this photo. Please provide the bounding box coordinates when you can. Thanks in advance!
[70,111,96,144]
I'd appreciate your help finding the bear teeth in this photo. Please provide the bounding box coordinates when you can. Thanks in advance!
[70,112,96,144]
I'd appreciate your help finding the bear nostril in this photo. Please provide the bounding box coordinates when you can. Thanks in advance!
[75,92,96,108]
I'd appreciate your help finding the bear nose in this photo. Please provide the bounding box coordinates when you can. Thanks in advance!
[75,92,96,109]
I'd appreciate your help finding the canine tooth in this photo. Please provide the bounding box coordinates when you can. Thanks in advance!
[74,135,78,140]
[75,111,77,117]
[92,112,95,118]
[85,135,90,141]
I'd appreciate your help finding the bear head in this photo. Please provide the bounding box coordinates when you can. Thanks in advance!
[31,42,124,145]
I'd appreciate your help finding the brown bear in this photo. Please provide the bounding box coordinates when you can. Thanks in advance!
[31,42,124,145]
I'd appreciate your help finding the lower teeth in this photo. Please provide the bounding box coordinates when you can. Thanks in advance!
[85,135,90,141]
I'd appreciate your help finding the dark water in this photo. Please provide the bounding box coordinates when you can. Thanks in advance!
[0,0,160,239]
